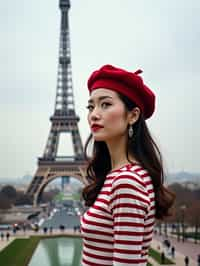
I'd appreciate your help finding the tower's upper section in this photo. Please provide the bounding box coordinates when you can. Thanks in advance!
[59,0,70,9]
[52,0,78,119]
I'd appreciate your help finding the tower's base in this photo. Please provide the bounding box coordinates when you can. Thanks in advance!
[26,158,87,206]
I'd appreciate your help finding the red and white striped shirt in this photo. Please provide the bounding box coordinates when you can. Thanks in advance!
[81,163,155,265]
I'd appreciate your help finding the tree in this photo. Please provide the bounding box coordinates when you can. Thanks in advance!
[187,200,200,243]
[0,192,11,209]
[1,185,17,200]
[41,190,56,203]
[15,192,32,205]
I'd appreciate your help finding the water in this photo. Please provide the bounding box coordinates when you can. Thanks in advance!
[28,237,82,266]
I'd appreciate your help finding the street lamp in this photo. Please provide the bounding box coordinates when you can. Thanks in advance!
[164,221,168,237]
[180,205,187,242]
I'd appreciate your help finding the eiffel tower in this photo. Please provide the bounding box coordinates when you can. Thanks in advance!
[26,0,87,206]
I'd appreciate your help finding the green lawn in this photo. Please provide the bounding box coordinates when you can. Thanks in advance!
[0,235,83,266]
[0,236,40,266]
[54,192,81,201]
[149,247,175,264]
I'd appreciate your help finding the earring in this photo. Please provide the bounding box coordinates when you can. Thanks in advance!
[128,125,134,138]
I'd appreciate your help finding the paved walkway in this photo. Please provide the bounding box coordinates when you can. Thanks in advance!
[0,236,16,252]
[154,233,200,262]
[150,237,197,266]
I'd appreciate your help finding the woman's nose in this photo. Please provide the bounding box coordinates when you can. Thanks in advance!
[90,108,101,121]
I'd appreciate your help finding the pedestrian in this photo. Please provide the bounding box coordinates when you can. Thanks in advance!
[6,232,10,241]
[13,227,16,235]
[184,255,189,266]
[197,254,200,266]
[161,252,165,264]
[34,224,39,233]
[166,240,171,255]
[43,227,48,234]
[59,224,65,232]
[22,224,26,234]
[49,226,53,234]
[0,232,4,240]
[171,246,175,259]
[81,64,175,265]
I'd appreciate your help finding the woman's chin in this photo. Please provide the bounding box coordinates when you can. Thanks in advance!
[92,134,106,142]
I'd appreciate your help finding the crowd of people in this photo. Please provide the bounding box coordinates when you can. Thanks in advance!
[161,237,200,265]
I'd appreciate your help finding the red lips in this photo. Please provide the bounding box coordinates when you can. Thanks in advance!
[91,124,104,132]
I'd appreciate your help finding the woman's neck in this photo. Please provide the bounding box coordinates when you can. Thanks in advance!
[106,137,137,171]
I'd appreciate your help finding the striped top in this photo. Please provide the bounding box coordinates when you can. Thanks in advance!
[81,163,155,266]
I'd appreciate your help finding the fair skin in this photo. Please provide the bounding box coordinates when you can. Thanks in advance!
[87,88,140,171]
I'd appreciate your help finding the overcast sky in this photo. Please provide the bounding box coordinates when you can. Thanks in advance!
[0,0,200,179]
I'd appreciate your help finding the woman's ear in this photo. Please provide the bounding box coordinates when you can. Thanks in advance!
[128,107,140,125]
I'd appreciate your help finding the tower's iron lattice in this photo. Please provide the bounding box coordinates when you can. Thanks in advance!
[26,0,87,206]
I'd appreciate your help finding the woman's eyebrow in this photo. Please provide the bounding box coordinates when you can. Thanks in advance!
[88,96,113,104]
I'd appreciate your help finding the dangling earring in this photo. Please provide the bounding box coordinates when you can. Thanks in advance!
[128,124,134,138]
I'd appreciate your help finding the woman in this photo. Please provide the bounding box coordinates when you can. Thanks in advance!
[81,64,175,265]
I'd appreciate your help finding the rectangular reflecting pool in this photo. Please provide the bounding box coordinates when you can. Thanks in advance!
[28,237,82,266]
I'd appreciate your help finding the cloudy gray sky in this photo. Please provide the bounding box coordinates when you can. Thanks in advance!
[0,0,200,179]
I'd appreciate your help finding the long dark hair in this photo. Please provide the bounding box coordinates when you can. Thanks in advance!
[82,92,175,219]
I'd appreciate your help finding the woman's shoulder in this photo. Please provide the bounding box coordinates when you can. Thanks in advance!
[108,163,149,189]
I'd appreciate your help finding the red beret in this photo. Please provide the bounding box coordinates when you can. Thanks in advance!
[87,64,155,119]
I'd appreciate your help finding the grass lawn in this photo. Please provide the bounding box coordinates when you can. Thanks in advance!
[0,236,40,266]
[0,236,170,266]
[0,235,82,266]
[149,247,175,264]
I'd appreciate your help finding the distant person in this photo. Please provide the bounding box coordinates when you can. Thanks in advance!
[34,224,39,233]
[43,227,48,234]
[197,254,200,266]
[161,252,165,264]
[1,232,4,240]
[171,246,175,259]
[13,227,16,235]
[22,224,26,234]
[81,64,175,265]
[59,224,65,232]
[184,255,189,266]
[6,232,10,241]
[166,240,171,255]
[49,226,53,234]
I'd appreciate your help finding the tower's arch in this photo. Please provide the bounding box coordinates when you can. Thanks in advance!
[34,171,85,206]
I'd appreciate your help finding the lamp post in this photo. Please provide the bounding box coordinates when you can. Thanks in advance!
[177,218,180,242]
[180,205,186,242]
[194,216,199,244]
[158,221,162,235]
[164,221,168,237]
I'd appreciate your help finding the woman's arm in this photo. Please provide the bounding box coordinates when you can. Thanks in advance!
[110,172,152,265]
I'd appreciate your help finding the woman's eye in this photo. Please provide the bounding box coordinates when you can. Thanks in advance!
[101,102,111,109]
[86,105,94,112]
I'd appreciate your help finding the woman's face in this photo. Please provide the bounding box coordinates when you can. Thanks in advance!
[87,88,132,142]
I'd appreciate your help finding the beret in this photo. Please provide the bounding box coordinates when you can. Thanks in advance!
[87,64,155,119]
